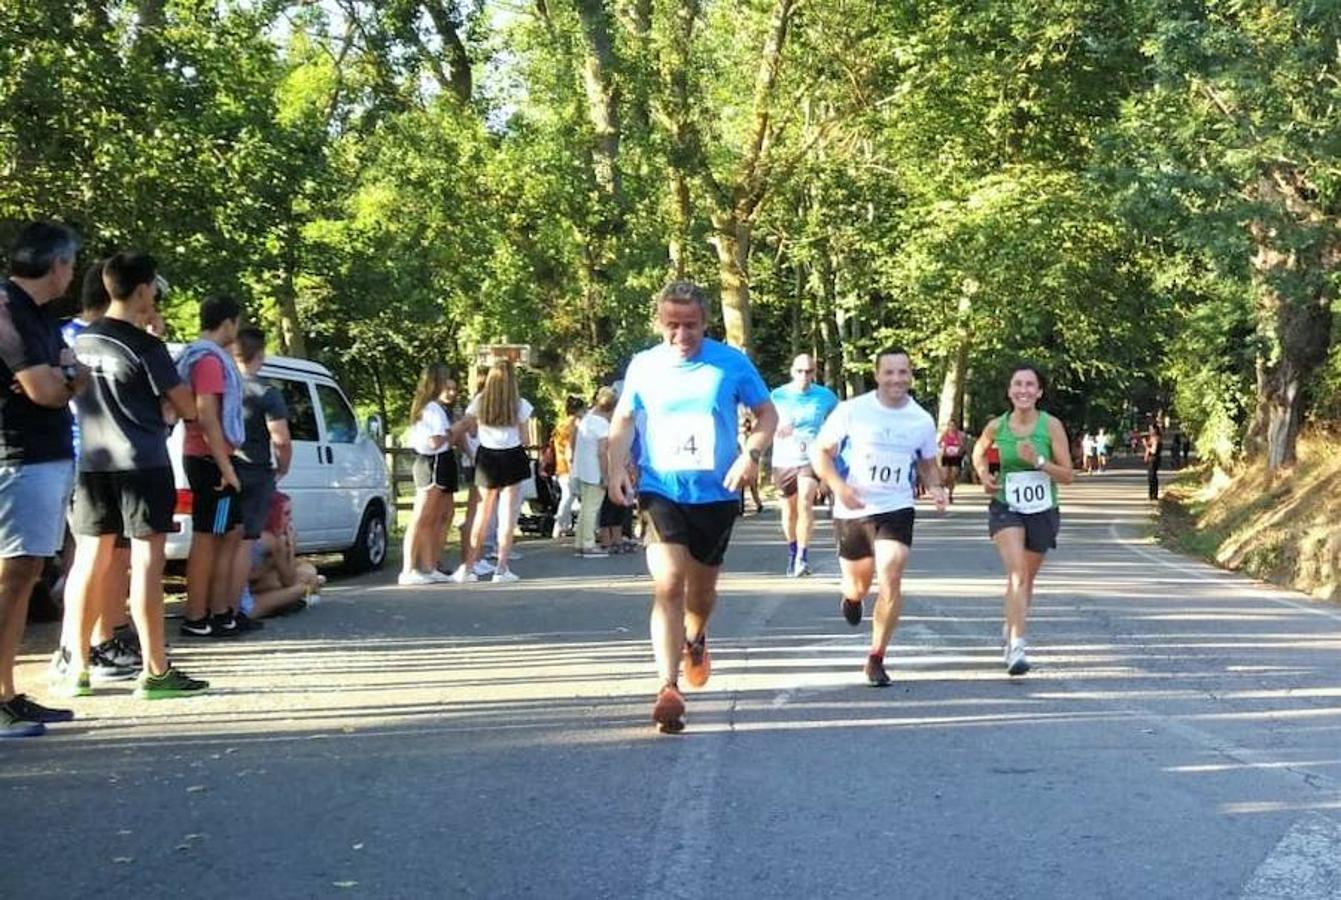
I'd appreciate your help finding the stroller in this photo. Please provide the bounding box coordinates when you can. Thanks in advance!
[517,453,560,536]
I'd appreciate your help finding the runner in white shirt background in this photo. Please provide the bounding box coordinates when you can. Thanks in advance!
[812,348,947,687]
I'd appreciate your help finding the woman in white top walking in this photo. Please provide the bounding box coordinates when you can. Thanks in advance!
[452,360,533,583]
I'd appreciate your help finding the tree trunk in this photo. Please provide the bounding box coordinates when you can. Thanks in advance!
[936,286,975,430]
[275,246,306,357]
[1243,172,1336,471]
[817,248,842,394]
[421,0,473,105]
[790,256,804,358]
[573,0,622,202]
[838,296,864,396]
[668,170,691,278]
[624,0,653,133]
[710,211,752,351]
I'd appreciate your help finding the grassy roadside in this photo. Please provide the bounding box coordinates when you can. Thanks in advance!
[1158,432,1341,602]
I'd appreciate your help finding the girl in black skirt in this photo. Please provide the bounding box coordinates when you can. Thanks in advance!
[452,360,534,583]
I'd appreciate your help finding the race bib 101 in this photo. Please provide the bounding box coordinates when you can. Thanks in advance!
[852,448,913,491]
[648,412,716,472]
[1005,470,1052,514]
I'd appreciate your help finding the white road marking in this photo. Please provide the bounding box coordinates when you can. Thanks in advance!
[1240,813,1341,899]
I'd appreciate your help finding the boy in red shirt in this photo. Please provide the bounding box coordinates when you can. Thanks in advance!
[176,296,246,637]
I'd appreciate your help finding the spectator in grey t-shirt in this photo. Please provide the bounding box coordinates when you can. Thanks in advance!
[227,326,291,621]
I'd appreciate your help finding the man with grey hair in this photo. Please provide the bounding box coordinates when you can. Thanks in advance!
[0,221,85,736]
[770,353,839,577]
[607,281,777,733]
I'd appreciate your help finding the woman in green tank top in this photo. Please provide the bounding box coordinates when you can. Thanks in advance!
[971,364,1074,677]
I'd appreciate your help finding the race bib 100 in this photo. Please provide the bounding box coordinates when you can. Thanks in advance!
[648,412,716,472]
[1005,470,1052,514]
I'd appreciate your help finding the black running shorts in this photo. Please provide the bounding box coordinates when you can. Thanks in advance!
[834,508,915,560]
[185,455,242,535]
[71,467,176,538]
[236,464,276,540]
[987,500,1060,554]
[639,493,739,567]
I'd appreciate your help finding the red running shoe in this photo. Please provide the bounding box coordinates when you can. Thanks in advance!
[652,684,686,734]
[683,634,711,688]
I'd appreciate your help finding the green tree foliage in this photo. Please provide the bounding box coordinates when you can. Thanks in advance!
[1,0,1335,463]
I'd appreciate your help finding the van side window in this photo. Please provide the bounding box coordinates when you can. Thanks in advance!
[316,383,358,444]
[267,377,319,442]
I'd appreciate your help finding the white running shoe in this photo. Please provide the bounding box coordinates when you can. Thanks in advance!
[425,569,452,584]
[448,565,479,584]
[472,559,497,577]
[492,569,521,584]
[1006,642,1031,676]
[397,571,434,586]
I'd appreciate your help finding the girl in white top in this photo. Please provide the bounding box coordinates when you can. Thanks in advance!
[452,360,533,583]
[399,365,470,585]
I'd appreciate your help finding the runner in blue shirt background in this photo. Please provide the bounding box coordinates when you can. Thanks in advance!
[608,281,776,734]
[769,354,839,577]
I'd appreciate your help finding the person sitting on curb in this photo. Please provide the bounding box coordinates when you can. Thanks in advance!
[238,492,324,618]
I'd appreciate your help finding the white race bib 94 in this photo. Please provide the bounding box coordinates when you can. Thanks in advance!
[649,412,716,471]
[1005,470,1052,514]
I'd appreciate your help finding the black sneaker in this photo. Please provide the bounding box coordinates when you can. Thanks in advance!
[210,611,241,638]
[0,705,44,738]
[135,667,209,699]
[3,694,74,723]
[179,616,214,638]
[89,644,139,683]
[864,654,891,687]
[842,597,863,627]
[233,611,265,632]
[103,633,143,668]
[113,624,141,653]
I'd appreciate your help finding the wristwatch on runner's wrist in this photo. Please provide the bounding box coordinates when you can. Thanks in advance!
[1034,456,1047,470]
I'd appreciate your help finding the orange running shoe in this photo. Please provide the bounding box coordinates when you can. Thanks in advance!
[683,634,711,689]
[652,684,686,734]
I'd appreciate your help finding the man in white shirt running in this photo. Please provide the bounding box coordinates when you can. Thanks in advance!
[812,347,947,686]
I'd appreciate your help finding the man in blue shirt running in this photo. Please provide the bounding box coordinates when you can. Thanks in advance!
[770,354,839,577]
[608,281,777,734]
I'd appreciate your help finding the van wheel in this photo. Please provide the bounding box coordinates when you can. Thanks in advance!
[345,504,388,573]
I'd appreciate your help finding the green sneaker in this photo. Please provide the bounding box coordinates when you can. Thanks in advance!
[135,667,209,700]
[52,669,92,698]
[47,646,92,697]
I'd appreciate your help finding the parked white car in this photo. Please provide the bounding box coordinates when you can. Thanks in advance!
[165,349,390,572]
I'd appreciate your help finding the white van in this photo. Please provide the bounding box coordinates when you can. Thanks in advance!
[164,350,390,572]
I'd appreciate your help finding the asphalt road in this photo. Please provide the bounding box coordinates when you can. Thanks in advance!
[5,468,1341,899]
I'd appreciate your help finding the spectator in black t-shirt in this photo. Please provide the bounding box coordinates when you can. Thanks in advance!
[227,326,291,626]
[0,221,84,737]
[63,251,206,700]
